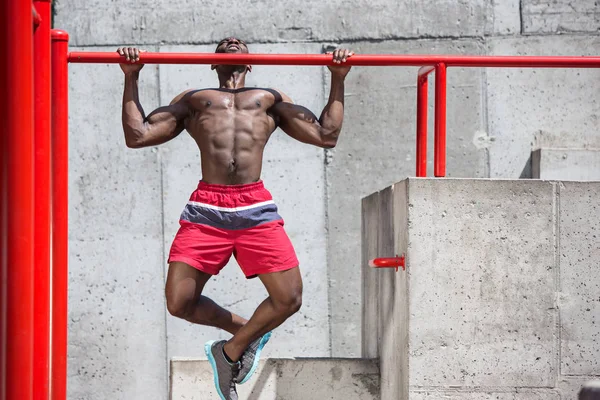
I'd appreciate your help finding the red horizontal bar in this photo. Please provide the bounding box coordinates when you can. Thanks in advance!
[67,52,600,68]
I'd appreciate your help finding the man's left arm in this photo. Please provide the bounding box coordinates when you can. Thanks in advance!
[272,49,354,149]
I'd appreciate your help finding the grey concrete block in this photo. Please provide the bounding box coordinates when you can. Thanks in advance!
[158,43,330,359]
[410,390,560,400]
[522,0,600,34]
[486,36,600,178]
[328,39,487,357]
[407,179,557,387]
[68,236,167,400]
[170,358,380,400]
[55,0,488,46]
[532,148,600,180]
[559,182,600,376]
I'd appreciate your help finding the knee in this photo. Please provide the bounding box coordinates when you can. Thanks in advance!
[273,291,302,318]
[166,293,191,319]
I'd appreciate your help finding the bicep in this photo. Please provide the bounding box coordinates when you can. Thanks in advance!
[274,100,323,146]
[142,93,190,145]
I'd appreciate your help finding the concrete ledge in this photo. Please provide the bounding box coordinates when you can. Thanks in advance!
[532,148,600,180]
[170,358,379,400]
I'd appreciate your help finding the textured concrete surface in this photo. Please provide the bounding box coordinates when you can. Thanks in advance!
[158,43,330,359]
[486,36,600,178]
[170,358,380,400]
[55,0,489,46]
[532,148,600,180]
[407,179,556,388]
[68,47,167,400]
[559,182,600,376]
[361,192,381,359]
[327,38,487,357]
[522,0,600,34]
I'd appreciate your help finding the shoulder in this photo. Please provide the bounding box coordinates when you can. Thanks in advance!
[170,89,206,105]
[267,88,293,104]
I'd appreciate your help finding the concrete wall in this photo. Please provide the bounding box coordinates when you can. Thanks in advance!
[362,178,600,400]
[170,358,379,399]
[56,1,600,398]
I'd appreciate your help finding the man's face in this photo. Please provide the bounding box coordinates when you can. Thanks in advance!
[215,37,249,54]
[213,37,251,73]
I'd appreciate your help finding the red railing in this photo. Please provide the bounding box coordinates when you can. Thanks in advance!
[3,10,600,398]
[51,29,70,400]
[1,1,36,400]
[33,2,53,399]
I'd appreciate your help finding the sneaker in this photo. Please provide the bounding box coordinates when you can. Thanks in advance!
[235,331,272,384]
[204,340,239,400]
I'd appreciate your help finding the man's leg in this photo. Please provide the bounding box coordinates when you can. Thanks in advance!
[165,261,247,334]
[223,267,302,361]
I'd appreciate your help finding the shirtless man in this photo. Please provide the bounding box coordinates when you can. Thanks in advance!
[117,39,353,400]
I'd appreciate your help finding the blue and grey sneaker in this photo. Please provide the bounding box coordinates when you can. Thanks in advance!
[204,340,239,400]
[235,331,272,384]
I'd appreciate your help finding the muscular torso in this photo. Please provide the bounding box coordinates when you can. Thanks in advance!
[183,88,282,185]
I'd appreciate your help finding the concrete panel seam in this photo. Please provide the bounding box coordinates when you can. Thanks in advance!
[481,67,491,178]
[553,181,561,381]
[156,60,170,398]
[519,31,600,37]
[69,36,493,49]
[518,0,524,35]
[321,42,333,357]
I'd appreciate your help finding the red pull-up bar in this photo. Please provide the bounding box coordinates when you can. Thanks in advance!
[67,52,600,67]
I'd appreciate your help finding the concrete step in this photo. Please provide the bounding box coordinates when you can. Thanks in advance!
[170,358,379,400]
[532,147,600,180]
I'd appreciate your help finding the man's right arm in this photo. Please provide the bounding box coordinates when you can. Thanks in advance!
[119,47,189,148]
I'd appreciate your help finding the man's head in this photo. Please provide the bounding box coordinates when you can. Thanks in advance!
[212,37,252,74]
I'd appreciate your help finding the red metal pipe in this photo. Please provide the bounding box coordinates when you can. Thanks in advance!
[1,0,35,399]
[369,255,406,271]
[416,67,434,177]
[34,2,52,399]
[434,63,447,177]
[51,29,70,400]
[67,52,600,68]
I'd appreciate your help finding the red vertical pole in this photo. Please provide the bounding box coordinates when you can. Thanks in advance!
[0,1,36,399]
[434,63,447,177]
[51,29,70,400]
[34,2,53,399]
[416,67,433,177]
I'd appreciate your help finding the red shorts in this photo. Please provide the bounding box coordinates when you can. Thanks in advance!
[168,181,299,278]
